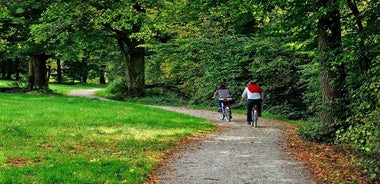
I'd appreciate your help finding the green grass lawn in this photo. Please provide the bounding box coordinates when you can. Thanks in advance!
[0,91,215,183]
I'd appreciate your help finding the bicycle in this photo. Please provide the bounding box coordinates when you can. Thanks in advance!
[251,105,259,128]
[218,98,233,122]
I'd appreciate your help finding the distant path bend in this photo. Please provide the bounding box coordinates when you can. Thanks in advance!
[67,88,108,100]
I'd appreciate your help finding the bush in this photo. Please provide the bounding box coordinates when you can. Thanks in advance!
[103,79,188,106]
[336,109,380,182]
[298,122,336,143]
[266,104,307,120]
[104,78,128,100]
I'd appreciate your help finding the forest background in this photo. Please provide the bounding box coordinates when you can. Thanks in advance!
[0,0,379,181]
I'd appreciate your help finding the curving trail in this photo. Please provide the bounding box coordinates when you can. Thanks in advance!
[67,89,315,184]
[148,106,315,184]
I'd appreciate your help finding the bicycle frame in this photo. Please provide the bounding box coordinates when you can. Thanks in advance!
[251,105,259,127]
[219,98,232,122]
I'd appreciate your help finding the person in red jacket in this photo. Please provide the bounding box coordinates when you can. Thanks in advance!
[241,81,263,124]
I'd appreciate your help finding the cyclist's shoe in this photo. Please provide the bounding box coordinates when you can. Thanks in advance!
[218,108,222,112]
[246,122,251,125]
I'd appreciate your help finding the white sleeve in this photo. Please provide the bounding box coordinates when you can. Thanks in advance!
[241,88,247,98]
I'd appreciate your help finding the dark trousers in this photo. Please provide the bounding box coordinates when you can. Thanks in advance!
[217,99,222,109]
[246,99,262,122]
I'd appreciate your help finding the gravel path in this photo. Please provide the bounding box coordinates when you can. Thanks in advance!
[67,88,108,100]
[67,89,315,184]
[149,107,315,184]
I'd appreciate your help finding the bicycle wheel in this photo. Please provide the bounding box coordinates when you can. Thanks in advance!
[225,107,231,122]
[252,110,258,128]
[219,106,225,120]
[218,111,224,120]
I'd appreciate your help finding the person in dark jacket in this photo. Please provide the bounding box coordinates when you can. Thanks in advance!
[212,83,231,112]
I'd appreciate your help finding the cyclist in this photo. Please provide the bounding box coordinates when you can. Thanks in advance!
[212,83,231,112]
[241,81,263,124]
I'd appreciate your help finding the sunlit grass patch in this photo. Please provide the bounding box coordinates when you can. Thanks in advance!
[0,93,214,183]
[49,83,105,95]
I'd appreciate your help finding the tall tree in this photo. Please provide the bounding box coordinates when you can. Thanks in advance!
[317,0,348,124]
[274,0,351,126]
[0,0,52,89]
[86,0,160,96]
[31,1,113,85]
[33,1,163,95]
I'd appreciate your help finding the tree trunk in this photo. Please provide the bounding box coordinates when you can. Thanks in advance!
[117,36,145,97]
[47,64,51,82]
[114,3,146,97]
[15,59,21,80]
[57,59,62,83]
[1,60,5,79]
[1,60,13,80]
[27,54,49,90]
[79,60,88,84]
[112,3,146,97]
[99,64,106,85]
[317,0,347,124]
[6,60,13,80]
[128,41,145,96]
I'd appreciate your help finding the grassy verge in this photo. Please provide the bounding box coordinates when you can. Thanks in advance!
[0,92,214,183]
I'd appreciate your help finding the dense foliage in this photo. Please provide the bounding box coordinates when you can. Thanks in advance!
[0,0,378,181]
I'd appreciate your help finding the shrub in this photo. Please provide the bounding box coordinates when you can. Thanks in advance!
[298,122,336,143]
[336,109,380,182]
[266,104,307,120]
[104,78,128,100]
